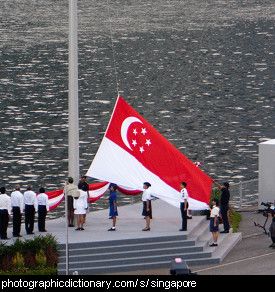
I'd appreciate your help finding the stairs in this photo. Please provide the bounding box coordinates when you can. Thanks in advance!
[57,216,241,275]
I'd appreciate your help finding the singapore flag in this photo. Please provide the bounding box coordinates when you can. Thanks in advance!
[86,96,213,210]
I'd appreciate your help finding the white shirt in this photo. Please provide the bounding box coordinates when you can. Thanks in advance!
[11,190,24,212]
[24,190,38,211]
[142,188,151,202]
[180,188,189,203]
[73,190,88,214]
[0,194,11,214]
[37,193,49,211]
[210,206,220,218]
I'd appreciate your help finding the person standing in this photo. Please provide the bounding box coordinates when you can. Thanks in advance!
[64,177,78,227]
[108,183,118,231]
[0,187,11,240]
[78,175,89,192]
[37,187,49,232]
[142,182,152,231]
[78,175,90,223]
[24,185,37,234]
[10,184,24,237]
[213,181,230,233]
[74,187,88,231]
[209,198,220,246]
[179,182,189,231]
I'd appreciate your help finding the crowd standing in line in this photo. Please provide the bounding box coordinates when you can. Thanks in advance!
[0,177,232,243]
[0,184,49,240]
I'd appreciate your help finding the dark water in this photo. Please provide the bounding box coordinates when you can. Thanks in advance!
[0,0,274,210]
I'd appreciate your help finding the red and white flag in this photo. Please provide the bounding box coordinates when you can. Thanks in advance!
[86,96,213,210]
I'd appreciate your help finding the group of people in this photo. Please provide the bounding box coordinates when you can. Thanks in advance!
[179,180,231,247]
[0,175,231,242]
[64,178,154,232]
[64,176,89,231]
[0,184,49,240]
[65,176,232,240]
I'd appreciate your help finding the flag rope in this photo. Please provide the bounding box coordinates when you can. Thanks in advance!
[106,0,120,97]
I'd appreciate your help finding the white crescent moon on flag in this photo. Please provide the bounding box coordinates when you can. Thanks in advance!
[121,116,143,150]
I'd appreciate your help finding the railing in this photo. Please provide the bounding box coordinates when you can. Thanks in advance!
[227,179,259,210]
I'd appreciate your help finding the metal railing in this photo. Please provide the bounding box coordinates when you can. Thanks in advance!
[227,179,258,210]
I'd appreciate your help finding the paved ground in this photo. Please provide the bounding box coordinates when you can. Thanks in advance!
[4,199,209,245]
[191,211,275,275]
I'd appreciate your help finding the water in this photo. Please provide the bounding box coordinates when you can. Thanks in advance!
[0,0,274,211]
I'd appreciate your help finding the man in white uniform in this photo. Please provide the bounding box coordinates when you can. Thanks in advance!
[179,182,189,231]
[24,185,37,234]
[10,184,24,237]
[0,187,11,239]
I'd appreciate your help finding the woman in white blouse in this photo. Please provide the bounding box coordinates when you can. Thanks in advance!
[142,182,152,231]
[209,198,220,247]
[74,188,88,231]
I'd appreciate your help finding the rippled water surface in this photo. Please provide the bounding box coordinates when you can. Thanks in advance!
[0,0,274,210]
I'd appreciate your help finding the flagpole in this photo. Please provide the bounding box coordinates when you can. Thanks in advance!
[67,0,79,275]
[69,0,79,183]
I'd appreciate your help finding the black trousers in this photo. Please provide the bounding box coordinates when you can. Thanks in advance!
[0,209,9,239]
[12,206,21,236]
[38,205,47,232]
[180,202,189,230]
[25,205,35,234]
[221,205,229,231]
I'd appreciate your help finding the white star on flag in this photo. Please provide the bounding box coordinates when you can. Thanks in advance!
[145,139,151,146]
[141,128,147,135]
[139,146,145,153]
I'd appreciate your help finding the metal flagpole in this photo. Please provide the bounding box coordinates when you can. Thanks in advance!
[69,0,79,183]
[67,0,79,275]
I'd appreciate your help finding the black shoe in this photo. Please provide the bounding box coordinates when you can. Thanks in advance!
[209,243,218,247]
[179,228,187,231]
[220,230,229,233]
[142,227,150,231]
[108,227,116,231]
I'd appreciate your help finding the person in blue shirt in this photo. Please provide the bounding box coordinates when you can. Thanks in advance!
[108,183,118,231]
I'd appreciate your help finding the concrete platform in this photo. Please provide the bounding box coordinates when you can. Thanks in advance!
[11,198,204,244]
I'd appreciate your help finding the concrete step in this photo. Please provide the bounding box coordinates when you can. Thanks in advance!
[58,248,214,275]
[57,215,243,275]
[59,242,205,261]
